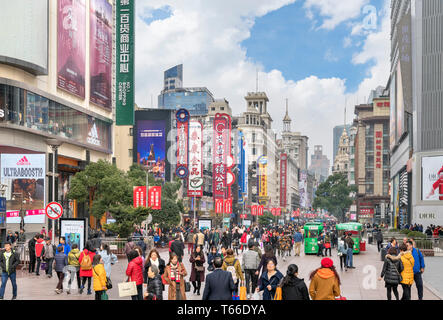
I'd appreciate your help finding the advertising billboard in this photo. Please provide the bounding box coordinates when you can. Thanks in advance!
[90,0,112,109]
[213,114,229,200]
[237,131,248,203]
[188,120,203,197]
[0,154,46,224]
[396,63,405,141]
[136,120,166,180]
[280,153,287,208]
[57,0,86,99]
[116,0,135,125]
[198,219,211,231]
[390,70,397,151]
[0,0,48,75]
[60,218,86,251]
[422,156,443,201]
[258,156,268,200]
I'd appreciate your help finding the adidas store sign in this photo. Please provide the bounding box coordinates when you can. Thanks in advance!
[87,123,101,146]
[0,108,5,119]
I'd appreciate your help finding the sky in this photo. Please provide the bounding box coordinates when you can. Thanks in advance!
[134,0,391,167]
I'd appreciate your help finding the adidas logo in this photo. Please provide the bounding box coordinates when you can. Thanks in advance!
[87,123,101,146]
[16,156,31,166]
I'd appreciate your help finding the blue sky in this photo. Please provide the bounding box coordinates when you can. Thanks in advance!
[242,0,385,93]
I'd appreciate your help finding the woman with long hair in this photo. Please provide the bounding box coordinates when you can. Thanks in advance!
[378,247,403,300]
[256,260,283,300]
[256,244,277,278]
[143,249,166,283]
[308,258,341,300]
[189,245,205,295]
[163,252,187,300]
[280,264,309,300]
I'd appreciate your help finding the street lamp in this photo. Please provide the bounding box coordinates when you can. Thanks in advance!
[46,138,63,241]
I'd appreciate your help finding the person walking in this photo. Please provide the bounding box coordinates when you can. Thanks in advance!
[293,229,303,257]
[126,250,144,300]
[28,234,38,274]
[317,232,325,257]
[242,242,260,299]
[163,253,187,300]
[280,264,309,300]
[136,237,147,258]
[222,248,244,296]
[409,239,425,300]
[256,260,284,300]
[124,237,136,262]
[78,241,96,295]
[66,244,81,294]
[345,233,355,269]
[324,233,332,257]
[378,247,403,300]
[374,227,384,252]
[92,254,108,300]
[43,237,56,278]
[0,242,20,300]
[57,236,71,256]
[170,234,185,263]
[207,246,220,272]
[337,236,348,271]
[54,246,68,294]
[308,258,341,300]
[386,243,414,300]
[189,245,205,296]
[186,230,195,255]
[143,249,166,283]
[202,257,235,300]
[144,264,163,300]
[34,234,45,276]
[256,245,277,280]
[98,243,117,278]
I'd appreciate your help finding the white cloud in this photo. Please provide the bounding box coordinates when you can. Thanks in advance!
[134,0,390,164]
[304,0,370,30]
[343,37,352,48]
[324,48,339,62]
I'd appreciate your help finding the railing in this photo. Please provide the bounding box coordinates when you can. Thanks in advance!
[99,236,158,255]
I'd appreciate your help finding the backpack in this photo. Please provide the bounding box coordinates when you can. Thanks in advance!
[226,259,238,283]
[80,251,92,270]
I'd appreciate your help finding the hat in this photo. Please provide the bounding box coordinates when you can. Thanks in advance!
[321,257,334,268]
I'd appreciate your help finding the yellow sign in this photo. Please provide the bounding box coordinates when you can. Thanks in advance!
[258,156,267,198]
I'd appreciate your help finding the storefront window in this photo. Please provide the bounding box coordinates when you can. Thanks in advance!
[0,83,112,151]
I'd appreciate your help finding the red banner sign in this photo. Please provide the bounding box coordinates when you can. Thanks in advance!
[224,198,233,214]
[176,110,189,176]
[251,205,258,216]
[133,186,147,208]
[258,205,264,216]
[359,208,374,215]
[215,199,224,214]
[276,208,282,216]
[187,120,203,197]
[280,153,287,207]
[148,186,162,210]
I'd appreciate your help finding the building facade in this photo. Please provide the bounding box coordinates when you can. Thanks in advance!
[333,124,352,161]
[309,145,330,181]
[332,128,350,175]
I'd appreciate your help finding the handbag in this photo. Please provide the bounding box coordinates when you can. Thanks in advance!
[41,262,47,270]
[273,287,282,300]
[101,291,109,300]
[195,265,205,272]
[185,280,191,292]
[118,279,138,298]
[106,277,113,290]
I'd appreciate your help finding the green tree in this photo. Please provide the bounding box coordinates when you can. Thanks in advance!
[258,211,275,226]
[312,173,356,222]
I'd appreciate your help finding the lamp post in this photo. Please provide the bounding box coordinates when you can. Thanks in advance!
[46,139,63,241]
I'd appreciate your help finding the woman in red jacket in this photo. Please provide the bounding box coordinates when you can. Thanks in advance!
[78,241,96,295]
[126,250,144,300]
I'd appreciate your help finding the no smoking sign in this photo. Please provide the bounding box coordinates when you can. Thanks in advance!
[45,202,63,220]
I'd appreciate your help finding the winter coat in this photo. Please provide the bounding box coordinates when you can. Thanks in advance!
[258,270,284,300]
[92,263,107,292]
[207,252,221,268]
[221,234,231,248]
[293,232,303,243]
[309,268,341,300]
[222,255,244,282]
[0,250,20,275]
[99,250,118,277]
[126,256,144,286]
[240,233,248,244]
[147,275,163,300]
[68,248,81,267]
[411,248,425,274]
[43,244,56,260]
[28,238,36,256]
[374,230,384,242]
[400,252,415,285]
[257,254,277,276]
[281,276,310,300]
[189,252,206,282]
[57,243,71,256]
[170,240,185,259]
[337,240,348,255]
[143,257,166,283]
[54,252,68,273]
[79,249,96,277]
[241,249,260,270]
[193,232,205,246]
[164,263,187,300]
[380,257,403,286]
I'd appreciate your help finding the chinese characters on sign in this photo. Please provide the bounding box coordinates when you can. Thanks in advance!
[280,153,287,208]
[375,131,383,169]
[148,186,162,210]
[213,114,229,200]
[188,121,203,197]
[176,109,190,179]
[116,0,134,125]
[133,186,146,208]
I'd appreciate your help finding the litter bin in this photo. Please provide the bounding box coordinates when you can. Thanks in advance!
[368,233,373,245]
[380,247,387,261]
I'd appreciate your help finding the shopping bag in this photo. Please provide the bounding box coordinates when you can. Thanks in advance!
[232,294,240,300]
[335,295,347,300]
[41,262,47,270]
[118,281,137,298]
[239,285,247,300]
[251,291,261,300]
[273,287,282,300]
[101,291,109,300]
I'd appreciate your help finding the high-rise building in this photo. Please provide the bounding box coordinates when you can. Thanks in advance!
[390,0,443,228]
[158,65,214,116]
[309,145,330,181]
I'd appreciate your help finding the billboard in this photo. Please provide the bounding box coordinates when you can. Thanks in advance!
[188,120,203,197]
[280,153,287,207]
[60,218,86,251]
[422,156,443,201]
[258,156,268,200]
[390,70,397,151]
[57,0,86,99]
[396,62,405,141]
[137,120,166,180]
[213,114,229,200]
[116,0,135,125]
[299,171,308,208]
[0,1,48,75]
[89,0,112,109]
[0,154,46,224]
[175,109,189,178]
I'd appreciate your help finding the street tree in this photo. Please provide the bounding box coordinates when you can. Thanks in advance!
[312,172,356,222]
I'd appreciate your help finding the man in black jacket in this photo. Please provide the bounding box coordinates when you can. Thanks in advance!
[0,242,20,300]
[202,257,235,300]
[170,235,184,262]
[28,234,38,273]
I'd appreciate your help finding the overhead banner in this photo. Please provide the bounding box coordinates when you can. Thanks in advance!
[258,205,264,216]
[280,153,287,208]
[116,0,134,125]
[137,120,166,180]
[250,205,257,216]
[188,120,203,197]
[176,109,190,179]
[90,0,112,109]
[148,186,162,210]
[224,198,232,214]
[57,0,86,98]
[133,186,146,208]
[215,199,224,214]
[0,154,46,224]
[299,170,308,208]
[258,156,268,200]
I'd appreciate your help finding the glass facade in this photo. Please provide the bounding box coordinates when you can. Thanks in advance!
[158,89,213,116]
[0,84,112,151]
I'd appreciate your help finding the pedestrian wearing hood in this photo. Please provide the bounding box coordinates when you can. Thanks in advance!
[126,249,144,300]
[256,259,284,300]
[308,258,341,300]
[387,243,414,300]
[378,246,403,300]
[280,264,309,300]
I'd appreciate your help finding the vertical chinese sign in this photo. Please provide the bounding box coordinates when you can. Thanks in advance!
[375,131,383,169]
[90,0,112,109]
[188,120,203,197]
[258,156,268,204]
[133,186,146,208]
[116,0,134,125]
[280,153,287,208]
[57,0,86,98]
[175,109,190,179]
[148,186,162,210]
